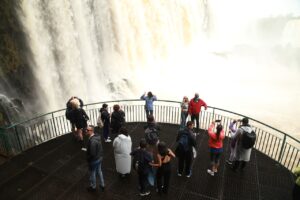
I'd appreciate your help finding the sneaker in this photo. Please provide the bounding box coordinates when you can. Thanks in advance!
[177,173,182,177]
[186,173,192,178]
[140,191,150,196]
[81,147,87,151]
[86,186,96,192]
[207,169,214,176]
[226,160,232,165]
[105,139,112,143]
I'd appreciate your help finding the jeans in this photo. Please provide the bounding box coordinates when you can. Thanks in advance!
[89,159,105,189]
[180,112,188,127]
[145,110,153,119]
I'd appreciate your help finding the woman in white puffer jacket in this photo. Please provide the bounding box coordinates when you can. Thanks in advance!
[113,127,132,176]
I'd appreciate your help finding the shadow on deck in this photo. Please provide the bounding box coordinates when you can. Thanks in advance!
[0,123,295,200]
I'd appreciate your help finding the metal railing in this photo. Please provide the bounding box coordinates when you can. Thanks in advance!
[0,99,299,170]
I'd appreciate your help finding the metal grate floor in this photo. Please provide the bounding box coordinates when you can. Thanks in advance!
[0,123,295,200]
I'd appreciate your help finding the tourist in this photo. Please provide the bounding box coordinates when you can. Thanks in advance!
[140,91,157,119]
[231,117,254,171]
[131,139,153,196]
[180,96,189,128]
[226,120,238,165]
[188,93,207,133]
[175,121,197,177]
[293,165,300,200]
[113,127,132,177]
[86,126,105,192]
[100,104,111,142]
[207,121,225,176]
[65,96,83,134]
[110,104,125,135]
[153,141,175,194]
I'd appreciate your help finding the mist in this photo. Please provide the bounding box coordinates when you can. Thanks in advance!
[14,0,300,139]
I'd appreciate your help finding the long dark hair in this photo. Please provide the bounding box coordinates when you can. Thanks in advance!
[157,141,168,156]
[216,124,223,140]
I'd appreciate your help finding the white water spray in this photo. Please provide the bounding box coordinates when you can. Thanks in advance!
[17,0,300,138]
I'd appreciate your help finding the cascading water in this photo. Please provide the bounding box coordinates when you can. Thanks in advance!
[9,0,300,138]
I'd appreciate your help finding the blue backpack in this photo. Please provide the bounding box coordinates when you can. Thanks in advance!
[178,133,189,152]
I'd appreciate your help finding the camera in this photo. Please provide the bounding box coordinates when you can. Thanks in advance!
[215,119,221,123]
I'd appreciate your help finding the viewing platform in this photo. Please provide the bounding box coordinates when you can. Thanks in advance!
[0,100,299,200]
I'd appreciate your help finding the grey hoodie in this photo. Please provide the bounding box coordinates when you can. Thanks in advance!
[87,134,103,162]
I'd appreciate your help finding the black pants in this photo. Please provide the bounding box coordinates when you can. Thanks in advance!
[138,172,149,193]
[178,151,193,175]
[232,160,247,170]
[156,163,171,193]
[191,113,200,131]
[293,183,300,200]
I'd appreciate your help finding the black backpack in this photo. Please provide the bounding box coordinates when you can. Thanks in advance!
[145,127,159,145]
[241,127,256,149]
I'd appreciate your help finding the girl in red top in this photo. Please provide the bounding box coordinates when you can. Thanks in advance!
[207,121,225,176]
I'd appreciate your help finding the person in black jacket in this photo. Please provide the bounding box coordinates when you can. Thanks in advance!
[100,104,111,142]
[175,121,197,178]
[86,126,105,192]
[65,96,84,134]
[131,139,153,196]
[110,104,125,135]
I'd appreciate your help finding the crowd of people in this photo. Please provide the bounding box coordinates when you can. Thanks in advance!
[63,92,273,197]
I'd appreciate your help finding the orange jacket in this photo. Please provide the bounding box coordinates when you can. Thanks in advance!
[208,124,225,149]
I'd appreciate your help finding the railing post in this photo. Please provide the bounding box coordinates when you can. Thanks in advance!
[278,134,287,163]
[51,112,59,135]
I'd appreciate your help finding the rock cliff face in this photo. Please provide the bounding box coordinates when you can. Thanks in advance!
[0,0,42,113]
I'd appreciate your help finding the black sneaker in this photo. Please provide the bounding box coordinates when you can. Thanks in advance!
[86,186,96,192]
[100,186,105,191]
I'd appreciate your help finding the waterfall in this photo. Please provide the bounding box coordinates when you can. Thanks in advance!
[13,0,300,137]
[16,0,208,111]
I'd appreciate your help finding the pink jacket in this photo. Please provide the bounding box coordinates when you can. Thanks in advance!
[208,124,225,149]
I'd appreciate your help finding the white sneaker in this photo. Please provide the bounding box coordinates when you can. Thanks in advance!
[81,147,87,151]
[207,169,214,176]
[140,191,150,196]
[105,139,112,143]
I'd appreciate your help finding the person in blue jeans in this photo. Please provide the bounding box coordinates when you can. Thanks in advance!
[140,91,157,119]
[86,125,105,192]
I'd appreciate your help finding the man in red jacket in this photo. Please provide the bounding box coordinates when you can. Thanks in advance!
[188,93,207,133]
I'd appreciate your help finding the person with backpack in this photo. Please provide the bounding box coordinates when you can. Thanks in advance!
[140,91,157,119]
[231,117,256,171]
[207,121,225,176]
[130,139,154,196]
[144,115,160,186]
[175,121,197,177]
[100,104,111,142]
[188,93,207,133]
